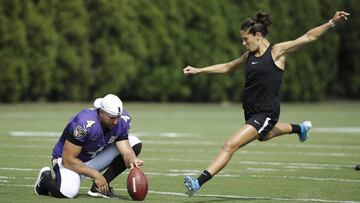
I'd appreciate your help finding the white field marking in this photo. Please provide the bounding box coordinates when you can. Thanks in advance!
[251,143,359,150]
[0,157,355,173]
[0,176,14,183]
[145,148,205,153]
[1,168,360,185]
[191,193,360,203]
[7,126,360,138]
[0,176,15,179]
[143,158,356,169]
[312,127,360,133]
[169,169,201,173]
[278,175,360,183]
[0,167,37,171]
[2,165,360,184]
[244,167,280,172]
[238,150,357,157]
[3,165,360,184]
[144,148,358,157]
[145,172,360,183]
[5,130,359,150]
[0,184,359,203]
[9,131,61,137]
[132,132,197,138]
[284,165,342,170]
[171,168,294,176]
[7,131,196,138]
[1,141,358,152]
[222,173,360,183]
[0,144,50,148]
[146,141,359,150]
[0,154,50,158]
[238,161,355,168]
[4,142,355,156]
[165,170,360,183]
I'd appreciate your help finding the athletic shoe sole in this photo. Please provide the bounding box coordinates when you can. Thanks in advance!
[87,189,120,199]
[87,190,110,198]
[34,167,50,195]
[184,176,199,197]
[299,121,312,142]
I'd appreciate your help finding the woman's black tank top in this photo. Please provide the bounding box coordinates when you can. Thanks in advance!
[243,44,283,113]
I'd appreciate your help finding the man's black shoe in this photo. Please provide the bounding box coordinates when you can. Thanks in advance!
[34,167,51,196]
[87,184,120,199]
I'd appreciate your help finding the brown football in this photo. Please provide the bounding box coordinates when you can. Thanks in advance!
[127,167,148,201]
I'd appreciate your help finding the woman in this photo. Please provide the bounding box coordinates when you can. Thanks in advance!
[183,11,349,196]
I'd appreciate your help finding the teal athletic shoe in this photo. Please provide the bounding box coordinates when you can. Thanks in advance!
[299,121,312,142]
[184,176,200,197]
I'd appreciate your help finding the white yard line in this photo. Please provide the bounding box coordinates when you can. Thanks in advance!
[1,167,359,183]
[1,142,358,151]
[312,127,360,133]
[0,183,359,203]
[7,131,197,138]
[6,127,360,138]
[0,167,36,171]
[2,141,358,151]
[8,131,61,137]
[144,148,358,157]
[143,157,356,168]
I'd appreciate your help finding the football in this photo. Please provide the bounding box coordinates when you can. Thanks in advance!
[127,167,148,201]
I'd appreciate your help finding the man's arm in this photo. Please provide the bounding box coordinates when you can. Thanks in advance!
[115,139,143,169]
[183,51,249,75]
[62,140,108,193]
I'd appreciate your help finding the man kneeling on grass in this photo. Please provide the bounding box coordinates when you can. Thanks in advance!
[34,94,143,199]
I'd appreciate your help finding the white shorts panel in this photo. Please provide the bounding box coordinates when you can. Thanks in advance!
[57,158,81,198]
[129,135,142,146]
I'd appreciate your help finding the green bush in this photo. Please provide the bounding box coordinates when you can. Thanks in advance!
[0,0,358,102]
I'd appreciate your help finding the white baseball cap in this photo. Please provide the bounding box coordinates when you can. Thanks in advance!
[94,94,123,116]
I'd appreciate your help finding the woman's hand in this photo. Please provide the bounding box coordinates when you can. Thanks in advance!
[333,11,350,23]
[183,66,200,76]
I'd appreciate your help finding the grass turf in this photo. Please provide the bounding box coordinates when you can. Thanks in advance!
[0,102,359,202]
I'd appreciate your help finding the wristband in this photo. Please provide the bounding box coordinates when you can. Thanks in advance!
[328,19,336,28]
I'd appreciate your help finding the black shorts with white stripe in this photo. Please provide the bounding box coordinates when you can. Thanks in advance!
[244,110,279,141]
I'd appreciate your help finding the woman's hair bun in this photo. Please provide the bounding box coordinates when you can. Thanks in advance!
[255,12,272,27]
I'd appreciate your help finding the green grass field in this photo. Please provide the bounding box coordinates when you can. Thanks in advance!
[0,102,359,203]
